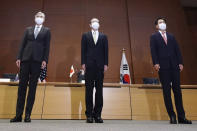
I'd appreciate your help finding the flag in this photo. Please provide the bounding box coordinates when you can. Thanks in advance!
[120,49,131,84]
[69,65,75,78]
[40,66,47,82]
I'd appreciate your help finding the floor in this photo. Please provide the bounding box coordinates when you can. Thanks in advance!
[0,120,196,131]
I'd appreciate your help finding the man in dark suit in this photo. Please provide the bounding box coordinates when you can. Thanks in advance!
[81,18,108,123]
[150,17,192,124]
[10,12,51,123]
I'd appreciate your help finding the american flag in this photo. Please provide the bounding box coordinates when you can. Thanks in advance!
[40,66,47,82]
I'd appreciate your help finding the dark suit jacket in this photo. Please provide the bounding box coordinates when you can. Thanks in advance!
[150,32,183,70]
[17,26,51,63]
[81,31,108,69]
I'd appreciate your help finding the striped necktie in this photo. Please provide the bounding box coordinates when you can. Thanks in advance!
[162,32,167,44]
[93,31,97,44]
[34,26,40,39]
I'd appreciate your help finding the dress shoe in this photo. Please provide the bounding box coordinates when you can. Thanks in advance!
[94,117,103,123]
[178,117,192,124]
[170,116,177,124]
[24,114,31,123]
[86,116,93,123]
[10,116,22,123]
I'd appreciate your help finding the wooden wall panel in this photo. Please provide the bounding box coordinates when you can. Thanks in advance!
[131,88,197,120]
[0,85,45,119]
[126,0,197,84]
[0,0,196,84]
[0,0,43,78]
[42,86,131,119]
[0,84,196,120]
[182,7,197,84]
[43,0,131,82]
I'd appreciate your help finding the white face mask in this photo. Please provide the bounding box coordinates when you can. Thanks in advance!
[158,23,166,31]
[35,17,44,25]
[91,22,100,30]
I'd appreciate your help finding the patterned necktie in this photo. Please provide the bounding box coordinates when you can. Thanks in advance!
[34,26,40,39]
[93,31,97,44]
[162,32,167,44]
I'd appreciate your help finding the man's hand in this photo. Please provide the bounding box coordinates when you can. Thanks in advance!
[104,65,108,72]
[154,64,160,71]
[16,60,21,68]
[82,64,86,72]
[41,61,47,69]
[179,64,183,72]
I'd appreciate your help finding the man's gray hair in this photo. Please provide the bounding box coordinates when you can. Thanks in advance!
[91,18,99,23]
[35,12,45,18]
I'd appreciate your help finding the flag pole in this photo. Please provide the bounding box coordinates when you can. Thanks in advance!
[70,77,72,83]
[120,48,126,84]
[122,48,132,120]
[122,48,126,52]
[122,48,132,84]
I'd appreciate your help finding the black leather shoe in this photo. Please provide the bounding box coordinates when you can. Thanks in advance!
[24,114,31,123]
[10,116,22,123]
[86,116,93,123]
[94,117,103,123]
[178,117,192,124]
[170,116,177,124]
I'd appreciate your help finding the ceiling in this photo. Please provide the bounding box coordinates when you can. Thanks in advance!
[181,0,197,7]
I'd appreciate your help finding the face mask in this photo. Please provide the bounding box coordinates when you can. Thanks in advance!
[35,17,44,25]
[91,22,100,30]
[158,23,166,31]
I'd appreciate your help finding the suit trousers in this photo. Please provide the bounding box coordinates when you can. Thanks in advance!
[85,64,104,117]
[16,60,41,116]
[159,68,185,118]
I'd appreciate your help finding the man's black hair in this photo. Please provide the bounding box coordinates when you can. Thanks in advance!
[155,17,167,25]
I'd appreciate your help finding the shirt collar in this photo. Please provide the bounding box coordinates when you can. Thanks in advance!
[35,24,43,29]
[159,30,166,35]
[92,30,99,34]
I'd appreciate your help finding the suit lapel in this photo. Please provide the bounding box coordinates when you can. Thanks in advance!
[88,31,96,46]
[30,26,35,40]
[96,33,101,45]
[166,32,169,43]
[36,26,44,39]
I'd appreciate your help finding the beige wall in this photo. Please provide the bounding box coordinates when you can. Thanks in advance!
[0,84,197,120]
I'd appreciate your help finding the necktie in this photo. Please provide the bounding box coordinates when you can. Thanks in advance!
[93,31,97,44]
[34,26,40,39]
[162,32,167,44]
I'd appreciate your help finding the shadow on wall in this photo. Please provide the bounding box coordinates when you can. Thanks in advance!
[145,89,169,120]
[70,87,86,119]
